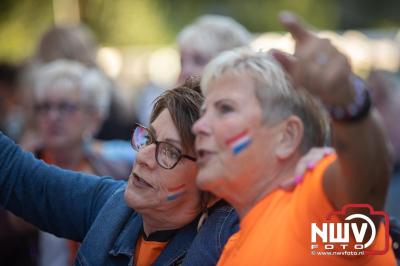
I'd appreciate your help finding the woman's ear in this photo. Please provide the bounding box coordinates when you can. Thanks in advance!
[276,116,304,160]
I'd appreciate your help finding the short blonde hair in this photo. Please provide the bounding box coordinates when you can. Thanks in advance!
[34,60,111,119]
[178,15,251,58]
[201,48,329,153]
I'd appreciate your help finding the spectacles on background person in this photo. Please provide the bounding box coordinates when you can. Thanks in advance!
[34,101,81,116]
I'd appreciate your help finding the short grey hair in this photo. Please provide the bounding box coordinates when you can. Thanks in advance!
[178,15,252,58]
[201,48,329,153]
[34,60,111,119]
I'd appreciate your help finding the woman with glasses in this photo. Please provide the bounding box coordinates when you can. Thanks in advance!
[30,59,132,181]
[0,76,240,266]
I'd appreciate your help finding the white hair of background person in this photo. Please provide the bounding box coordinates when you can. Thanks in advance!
[34,59,111,120]
[177,14,252,58]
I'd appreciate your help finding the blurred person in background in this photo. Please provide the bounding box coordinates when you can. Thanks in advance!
[135,14,252,126]
[367,69,400,221]
[177,14,252,84]
[32,59,132,179]
[21,24,137,162]
[34,25,97,67]
[0,62,25,141]
[31,59,132,266]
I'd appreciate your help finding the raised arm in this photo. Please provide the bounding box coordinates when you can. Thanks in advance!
[0,132,124,241]
[272,12,392,215]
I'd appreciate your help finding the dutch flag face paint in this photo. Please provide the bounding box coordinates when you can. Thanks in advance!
[225,130,252,155]
[166,184,186,201]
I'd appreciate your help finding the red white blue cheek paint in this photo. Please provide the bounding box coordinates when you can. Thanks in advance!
[225,130,252,155]
[166,184,187,201]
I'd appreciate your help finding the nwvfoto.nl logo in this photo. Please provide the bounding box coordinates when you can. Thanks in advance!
[310,204,390,255]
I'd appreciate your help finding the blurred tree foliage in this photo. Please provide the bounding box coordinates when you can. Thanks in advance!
[0,0,53,62]
[0,0,399,62]
[79,0,339,45]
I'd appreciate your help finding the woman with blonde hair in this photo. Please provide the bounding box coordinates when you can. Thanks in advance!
[193,12,396,265]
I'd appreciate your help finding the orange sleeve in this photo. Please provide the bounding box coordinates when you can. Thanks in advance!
[287,154,338,240]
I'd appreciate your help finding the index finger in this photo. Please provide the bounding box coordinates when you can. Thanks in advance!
[279,11,314,43]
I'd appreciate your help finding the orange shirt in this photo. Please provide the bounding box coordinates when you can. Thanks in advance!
[134,236,168,266]
[217,155,396,266]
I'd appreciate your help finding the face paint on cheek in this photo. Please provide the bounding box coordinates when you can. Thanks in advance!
[166,184,187,201]
[225,129,252,155]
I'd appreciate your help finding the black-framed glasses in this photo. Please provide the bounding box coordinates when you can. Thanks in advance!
[34,101,80,116]
[131,123,196,169]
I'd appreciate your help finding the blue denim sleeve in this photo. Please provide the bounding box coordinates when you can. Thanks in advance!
[0,132,124,241]
[182,202,239,266]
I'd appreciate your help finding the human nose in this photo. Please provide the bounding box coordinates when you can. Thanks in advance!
[135,143,158,170]
[47,106,62,120]
[192,114,211,136]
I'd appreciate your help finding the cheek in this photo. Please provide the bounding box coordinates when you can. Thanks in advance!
[124,177,164,209]
[215,121,253,156]
[159,166,198,202]
[208,132,256,187]
[71,116,91,133]
[37,117,48,130]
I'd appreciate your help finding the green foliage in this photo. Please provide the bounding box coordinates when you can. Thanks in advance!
[0,0,53,62]
[0,0,398,62]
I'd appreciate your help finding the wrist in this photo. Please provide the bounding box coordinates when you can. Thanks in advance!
[325,75,372,123]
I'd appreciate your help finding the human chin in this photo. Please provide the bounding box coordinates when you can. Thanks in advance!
[195,165,221,191]
[46,136,68,149]
[124,180,162,211]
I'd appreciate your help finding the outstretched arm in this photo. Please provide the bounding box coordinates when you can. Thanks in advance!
[0,132,124,241]
[272,12,392,219]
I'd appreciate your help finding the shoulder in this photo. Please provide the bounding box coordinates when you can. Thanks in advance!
[93,180,127,209]
[200,200,239,249]
[209,201,239,229]
[182,201,239,266]
[287,154,338,231]
[294,154,337,201]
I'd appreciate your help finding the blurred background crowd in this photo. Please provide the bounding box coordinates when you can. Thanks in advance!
[0,0,399,265]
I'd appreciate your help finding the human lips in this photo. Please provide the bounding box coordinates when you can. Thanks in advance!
[131,172,154,189]
[196,148,216,167]
[45,125,64,135]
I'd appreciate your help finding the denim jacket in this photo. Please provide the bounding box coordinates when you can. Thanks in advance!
[0,132,238,266]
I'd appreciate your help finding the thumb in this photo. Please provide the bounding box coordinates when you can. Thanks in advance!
[269,49,296,75]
